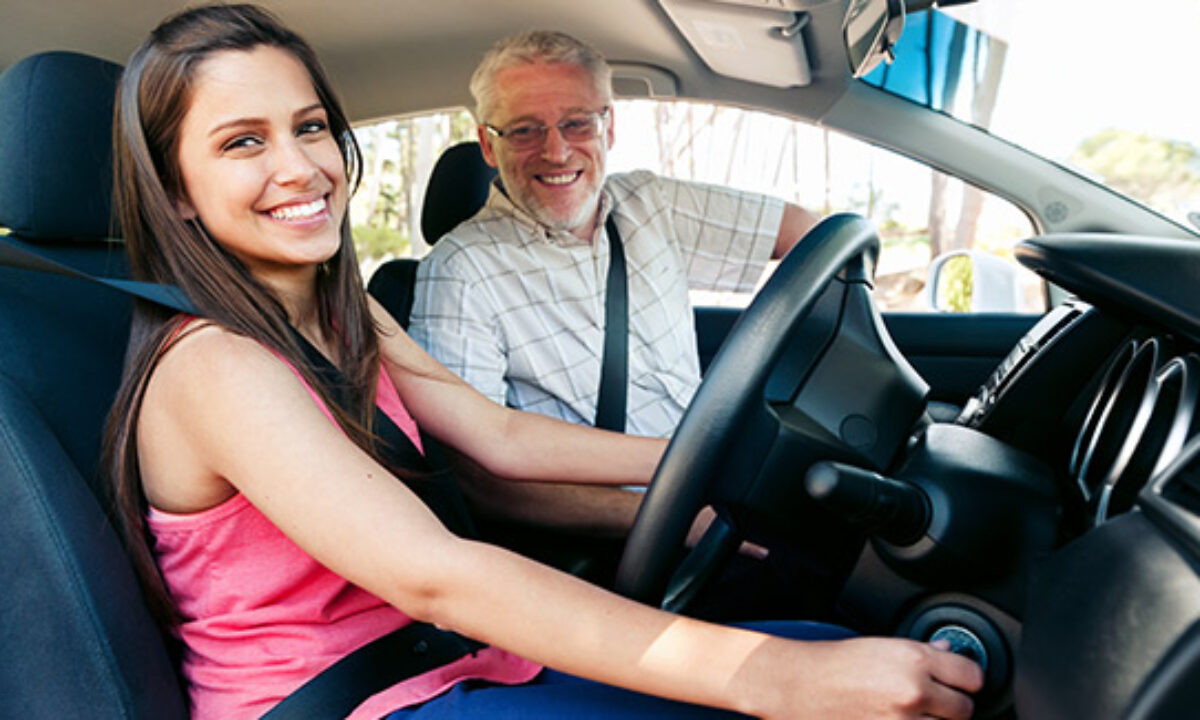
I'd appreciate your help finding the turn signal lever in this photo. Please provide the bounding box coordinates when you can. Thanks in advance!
[804,424,1059,599]
[804,461,929,546]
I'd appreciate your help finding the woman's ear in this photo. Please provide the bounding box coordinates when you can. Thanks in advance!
[174,195,198,221]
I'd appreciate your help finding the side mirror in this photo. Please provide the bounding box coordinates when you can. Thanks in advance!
[925,249,1027,313]
[843,0,905,78]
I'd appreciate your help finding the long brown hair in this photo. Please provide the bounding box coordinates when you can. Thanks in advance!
[103,3,384,628]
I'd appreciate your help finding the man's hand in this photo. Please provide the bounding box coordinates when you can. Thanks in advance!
[688,505,769,560]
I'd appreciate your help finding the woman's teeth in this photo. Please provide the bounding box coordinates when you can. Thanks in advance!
[270,197,326,220]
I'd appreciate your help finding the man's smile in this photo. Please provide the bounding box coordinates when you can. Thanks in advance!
[535,170,583,186]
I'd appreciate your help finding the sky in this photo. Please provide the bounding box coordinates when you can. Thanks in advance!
[951,0,1200,159]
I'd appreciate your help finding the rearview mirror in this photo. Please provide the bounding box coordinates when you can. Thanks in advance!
[843,0,904,78]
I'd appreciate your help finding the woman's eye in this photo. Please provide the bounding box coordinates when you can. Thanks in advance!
[299,119,329,136]
[222,135,262,152]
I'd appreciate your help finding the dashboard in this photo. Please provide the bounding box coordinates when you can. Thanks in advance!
[837,232,1200,718]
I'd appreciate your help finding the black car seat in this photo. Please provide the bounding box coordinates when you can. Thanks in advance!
[0,51,189,717]
[366,141,496,326]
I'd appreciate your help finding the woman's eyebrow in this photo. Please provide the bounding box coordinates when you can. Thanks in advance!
[207,104,325,138]
[293,102,325,119]
[207,116,265,138]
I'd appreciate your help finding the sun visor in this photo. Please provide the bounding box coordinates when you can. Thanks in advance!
[658,0,828,88]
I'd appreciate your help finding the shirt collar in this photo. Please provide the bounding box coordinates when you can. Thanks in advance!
[485,179,613,247]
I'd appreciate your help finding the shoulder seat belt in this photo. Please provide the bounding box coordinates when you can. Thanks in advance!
[0,234,487,718]
[595,214,628,432]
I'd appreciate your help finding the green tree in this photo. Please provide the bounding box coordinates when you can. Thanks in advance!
[1072,129,1200,217]
[352,224,410,263]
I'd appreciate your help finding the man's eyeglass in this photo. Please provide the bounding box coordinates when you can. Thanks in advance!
[485,107,610,151]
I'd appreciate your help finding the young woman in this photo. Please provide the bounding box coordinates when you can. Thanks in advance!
[104,4,981,718]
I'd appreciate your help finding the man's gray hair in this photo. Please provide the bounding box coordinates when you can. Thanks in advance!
[469,30,613,123]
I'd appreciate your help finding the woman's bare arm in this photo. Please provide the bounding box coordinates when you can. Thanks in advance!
[139,325,981,719]
[367,296,665,486]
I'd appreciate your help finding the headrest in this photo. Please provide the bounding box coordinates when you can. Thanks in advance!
[420,141,497,245]
[0,51,123,240]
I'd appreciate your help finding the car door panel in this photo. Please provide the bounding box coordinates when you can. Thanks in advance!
[694,306,1039,406]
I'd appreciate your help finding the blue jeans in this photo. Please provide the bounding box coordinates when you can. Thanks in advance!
[385,620,854,719]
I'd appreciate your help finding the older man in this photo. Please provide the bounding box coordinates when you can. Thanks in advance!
[411,30,816,438]
[408,31,818,555]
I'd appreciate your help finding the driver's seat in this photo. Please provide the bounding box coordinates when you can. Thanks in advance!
[0,51,188,717]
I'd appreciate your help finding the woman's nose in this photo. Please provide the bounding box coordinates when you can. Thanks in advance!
[273,139,321,186]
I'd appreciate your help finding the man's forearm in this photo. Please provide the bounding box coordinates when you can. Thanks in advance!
[449,449,644,536]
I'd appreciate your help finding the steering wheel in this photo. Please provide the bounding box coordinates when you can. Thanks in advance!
[613,213,927,607]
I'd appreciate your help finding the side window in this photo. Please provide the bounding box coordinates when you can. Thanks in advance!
[351,101,1045,314]
[349,110,475,277]
[606,99,1044,314]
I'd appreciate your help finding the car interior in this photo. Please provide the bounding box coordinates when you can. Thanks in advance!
[4,1,1200,718]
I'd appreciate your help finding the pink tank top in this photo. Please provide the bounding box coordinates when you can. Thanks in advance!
[147,354,540,719]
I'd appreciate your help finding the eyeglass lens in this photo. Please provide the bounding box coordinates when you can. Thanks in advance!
[501,111,604,149]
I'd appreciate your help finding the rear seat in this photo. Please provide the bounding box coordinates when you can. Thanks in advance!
[0,51,188,717]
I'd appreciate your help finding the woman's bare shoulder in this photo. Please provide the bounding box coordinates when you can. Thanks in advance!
[143,321,315,437]
[139,322,327,511]
[154,322,288,389]
[138,323,281,511]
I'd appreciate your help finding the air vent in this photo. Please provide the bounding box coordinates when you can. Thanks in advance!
[1071,339,1200,525]
[1099,354,1200,520]
[1068,339,1142,504]
[1161,456,1200,517]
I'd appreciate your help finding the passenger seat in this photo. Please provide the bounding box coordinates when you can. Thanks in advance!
[366,141,496,326]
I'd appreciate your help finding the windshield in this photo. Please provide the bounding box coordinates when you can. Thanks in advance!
[861,0,1200,231]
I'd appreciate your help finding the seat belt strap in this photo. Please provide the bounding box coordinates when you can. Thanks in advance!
[0,234,196,314]
[595,214,628,432]
[262,623,485,720]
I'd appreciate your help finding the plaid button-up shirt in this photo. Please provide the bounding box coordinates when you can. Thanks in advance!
[409,170,783,438]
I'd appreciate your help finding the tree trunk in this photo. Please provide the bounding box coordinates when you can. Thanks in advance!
[362,124,387,225]
[655,103,672,176]
[723,109,745,186]
[954,33,1008,250]
[927,170,950,259]
[822,128,832,215]
[926,19,968,258]
[408,115,439,257]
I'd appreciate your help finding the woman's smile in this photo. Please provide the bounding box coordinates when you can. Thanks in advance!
[265,194,332,225]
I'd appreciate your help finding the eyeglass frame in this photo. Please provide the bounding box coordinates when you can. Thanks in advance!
[483,106,611,150]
